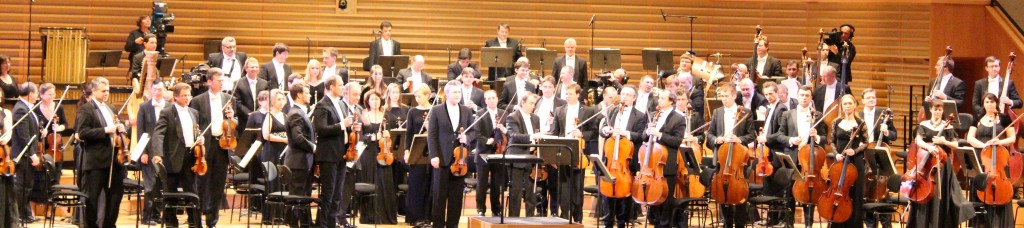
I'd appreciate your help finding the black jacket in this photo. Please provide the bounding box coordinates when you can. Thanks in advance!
[484,38,523,79]
[552,55,589,87]
[365,38,402,71]
[232,77,269,133]
[746,55,784,77]
[924,75,967,109]
[258,61,294,90]
[498,77,536,109]
[447,62,481,80]
[598,106,648,172]
[770,108,826,154]
[207,52,250,76]
[812,83,852,112]
[640,109,686,176]
[76,100,118,171]
[972,77,1022,116]
[152,105,200,173]
[427,104,477,167]
[286,105,316,170]
[11,100,39,162]
[313,97,353,163]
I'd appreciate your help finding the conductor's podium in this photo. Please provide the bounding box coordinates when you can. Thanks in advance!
[469,217,583,228]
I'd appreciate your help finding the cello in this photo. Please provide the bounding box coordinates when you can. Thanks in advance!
[818,123,863,223]
[710,109,751,205]
[976,112,1024,205]
[632,111,669,205]
[865,109,895,202]
[675,109,711,199]
[899,114,956,204]
[600,106,634,198]
[999,53,1024,184]
[793,110,831,205]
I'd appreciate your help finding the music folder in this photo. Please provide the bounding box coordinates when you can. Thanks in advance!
[641,48,673,71]
[130,133,151,162]
[864,147,897,177]
[379,55,410,78]
[954,146,983,177]
[407,134,429,165]
[525,48,557,74]
[390,128,407,161]
[481,47,514,68]
[590,48,622,73]
[86,50,122,68]
[239,141,263,169]
[589,154,614,183]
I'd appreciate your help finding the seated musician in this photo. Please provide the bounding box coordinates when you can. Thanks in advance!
[706,83,756,228]
[769,85,826,227]
[598,85,647,228]
[642,89,686,228]
[398,55,433,93]
[971,56,1021,117]
[550,84,595,222]
[923,55,966,109]
[906,101,974,227]
[504,93,543,218]
[965,93,1016,227]
[447,48,480,80]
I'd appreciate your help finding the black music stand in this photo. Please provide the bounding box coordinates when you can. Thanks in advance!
[408,135,429,165]
[235,129,260,158]
[641,48,673,78]
[379,55,410,79]
[954,147,983,178]
[156,57,178,78]
[526,48,556,76]
[865,148,898,178]
[87,50,121,78]
[390,129,407,162]
[590,48,621,74]
[706,98,724,119]
[774,152,801,181]
[400,93,416,107]
[482,47,514,79]
[482,153,544,224]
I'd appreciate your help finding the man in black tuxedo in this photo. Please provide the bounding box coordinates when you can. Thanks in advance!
[151,83,203,227]
[770,85,826,228]
[499,61,536,109]
[76,77,127,228]
[746,37,784,78]
[130,34,158,76]
[860,88,898,228]
[753,82,789,225]
[552,38,588,92]
[776,83,799,110]
[533,76,565,216]
[678,73,705,114]
[736,78,767,112]
[598,85,647,228]
[312,75,357,228]
[322,47,351,83]
[285,82,315,226]
[474,90,505,216]
[136,81,168,225]
[972,56,1022,116]
[233,58,269,135]
[923,55,966,111]
[634,76,658,114]
[505,93,542,218]
[643,90,687,228]
[448,48,481,80]
[365,21,402,71]
[338,81,366,225]
[207,37,249,90]
[812,65,852,112]
[457,68,485,110]
[427,80,478,228]
[12,82,41,223]
[189,68,237,227]
[549,84,596,222]
[484,23,523,81]
[706,83,757,228]
[398,55,434,93]
[258,43,293,90]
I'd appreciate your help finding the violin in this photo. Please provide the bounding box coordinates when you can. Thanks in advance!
[794,111,828,205]
[899,114,955,204]
[574,117,590,169]
[976,112,1024,205]
[752,126,773,185]
[450,127,470,176]
[494,112,509,155]
[376,115,395,166]
[600,106,634,198]
[42,116,64,164]
[113,115,131,165]
[220,105,238,150]
[632,111,669,205]
[818,124,863,223]
[191,124,209,176]
[0,144,12,176]
[1000,53,1024,184]
[710,109,751,205]
[344,107,360,162]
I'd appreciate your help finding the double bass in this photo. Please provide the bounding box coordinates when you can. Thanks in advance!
[818,124,863,223]
[710,109,751,205]
[899,114,956,204]
[999,53,1024,184]
[600,106,634,198]
[917,46,953,121]
[794,111,829,205]
[976,113,1024,205]
[632,111,669,205]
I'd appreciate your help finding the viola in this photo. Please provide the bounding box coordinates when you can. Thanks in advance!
[711,109,750,205]
[752,126,773,185]
[191,124,209,176]
[600,107,634,198]
[220,105,238,150]
[900,114,955,204]
[818,124,863,223]
[344,108,361,162]
[377,115,395,166]
[632,111,669,205]
[450,127,470,177]
[794,113,827,205]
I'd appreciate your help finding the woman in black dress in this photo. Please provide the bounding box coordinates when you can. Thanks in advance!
[304,59,325,103]
[828,94,867,228]
[356,91,398,224]
[964,93,1015,228]
[383,83,410,216]
[404,84,433,227]
[362,65,387,103]
[261,89,289,224]
[0,90,18,226]
[32,83,71,204]
[906,101,974,228]
[0,55,19,99]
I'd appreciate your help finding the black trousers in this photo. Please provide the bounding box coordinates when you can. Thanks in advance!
[14,158,33,220]
[163,170,201,227]
[507,166,537,217]
[288,168,312,227]
[335,165,356,224]
[475,153,505,216]
[431,166,465,228]
[82,166,124,228]
[646,176,680,228]
[199,141,229,227]
[557,166,584,222]
[539,166,558,216]
[141,161,162,221]
[406,164,432,224]
[315,161,348,228]
[720,204,750,228]
[601,196,633,228]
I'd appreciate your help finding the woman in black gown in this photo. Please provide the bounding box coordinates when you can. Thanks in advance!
[964,93,1015,228]
[0,90,18,226]
[828,94,867,228]
[0,55,19,99]
[304,59,325,103]
[404,84,433,227]
[356,91,398,224]
[261,89,289,224]
[906,101,974,228]
[383,83,410,216]
[32,83,71,204]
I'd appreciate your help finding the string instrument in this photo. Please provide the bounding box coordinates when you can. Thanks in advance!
[918,46,953,121]
[113,115,131,165]
[0,143,12,176]
[818,124,863,223]
[752,126,773,185]
[493,92,518,155]
[191,124,209,176]
[1000,52,1024,184]
[751,25,764,79]
[976,113,1024,205]
[865,109,894,202]
[632,111,669,205]
[450,127,470,177]
[801,47,814,87]
[376,115,395,166]
[676,109,711,199]
[219,105,238,150]
[39,86,70,165]
[574,117,589,169]
[344,107,361,162]
[899,114,956,204]
[710,109,751,205]
[530,111,556,181]
[600,106,634,198]
[794,111,828,205]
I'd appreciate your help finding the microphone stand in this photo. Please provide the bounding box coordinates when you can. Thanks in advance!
[661,9,699,53]
[588,15,596,85]
[306,37,312,62]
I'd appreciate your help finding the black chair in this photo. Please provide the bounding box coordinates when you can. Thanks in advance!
[122,163,145,227]
[45,186,86,228]
[266,165,317,227]
[226,155,253,222]
[583,185,599,218]
[351,182,377,225]
[260,162,287,226]
[153,162,201,228]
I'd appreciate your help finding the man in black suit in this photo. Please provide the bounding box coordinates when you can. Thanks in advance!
[499,61,536,109]
[735,78,767,112]
[776,83,799,110]
[533,76,565,216]
[365,21,402,71]
[753,82,789,225]
[474,90,505,216]
[338,82,366,225]
[258,43,293,90]
[484,23,523,81]
[427,80,478,228]
[678,73,705,114]
[233,58,270,135]
[549,83,595,222]
[598,85,647,228]
[770,85,826,228]
[505,93,542,218]
[398,55,434,93]
[552,38,588,92]
[285,82,315,227]
[151,83,203,227]
[130,34,158,76]
[322,47,351,83]
[312,75,357,228]
[812,65,852,112]
[972,56,1022,116]
[207,36,249,90]
[189,68,237,227]
[746,37,784,78]
[643,90,687,228]
[860,88,898,228]
[12,82,41,223]
[554,66,581,102]
[136,80,168,225]
[76,77,127,228]
[923,55,966,111]
[634,76,658,114]
[447,48,481,80]
[457,68,485,110]
[706,83,757,228]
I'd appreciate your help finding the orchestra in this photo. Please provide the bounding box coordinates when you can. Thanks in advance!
[2,18,1021,228]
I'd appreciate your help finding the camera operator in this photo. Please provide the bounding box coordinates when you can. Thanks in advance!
[124,15,152,70]
[824,24,855,84]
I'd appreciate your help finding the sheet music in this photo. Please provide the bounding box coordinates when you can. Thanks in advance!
[239,140,262,168]
[130,133,150,162]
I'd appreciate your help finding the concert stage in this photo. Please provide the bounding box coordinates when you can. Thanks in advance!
[469,216,583,228]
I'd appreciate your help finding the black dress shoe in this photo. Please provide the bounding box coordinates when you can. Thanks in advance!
[142,220,159,225]
[21,217,40,223]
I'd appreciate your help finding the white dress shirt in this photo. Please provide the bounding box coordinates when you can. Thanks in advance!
[796,107,812,145]
[824,82,837,109]
[273,59,286,90]
[381,39,395,56]
[447,103,460,132]
[222,54,242,91]
[565,55,576,69]
[152,99,166,122]
[939,73,953,92]
[564,103,580,137]
[462,85,474,107]
[635,91,651,114]
[781,78,800,99]
[988,76,1001,97]
[324,65,338,78]
[756,55,768,76]
[498,39,508,48]
[408,70,424,88]
[723,105,737,138]
[614,106,633,140]
[515,77,528,102]
[95,100,116,128]
[521,109,535,136]
[176,104,196,146]
[863,107,876,142]
[535,96,556,133]
[209,93,224,136]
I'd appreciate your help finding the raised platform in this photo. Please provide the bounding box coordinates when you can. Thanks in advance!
[468,216,582,228]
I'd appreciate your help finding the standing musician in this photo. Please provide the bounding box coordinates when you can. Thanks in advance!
[634,76,656,114]
[554,66,578,102]
[673,88,705,225]
[207,37,249,89]
[258,43,293,91]
[780,60,801,97]
[475,90,505,217]
[677,73,705,115]
[188,68,237,227]
[12,82,41,223]
[550,84,595,222]
[812,65,851,112]
[755,82,789,226]
[552,38,588,92]
[534,76,564,216]
[447,48,481,80]
[965,93,1016,227]
[860,88,897,146]
[335,82,365,224]
[312,75,357,228]
[828,94,868,228]
[75,77,126,228]
[458,68,485,111]
[135,81,167,225]
[505,93,542,218]
[355,91,399,224]
[150,83,203,227]
[398,56,434,93]
[404,84,433,227]
[0,89,15,226]
[322,47,351,84]
[706,83,756,228]
[365,21,401,72]
[500,60,536,110]
[34,83,72,214]
[598,85,647,228]
[642,89,686,228]
[592,86,618,222]
[972,56,1021,117]
[771,85,825,227]
[233,57,269,135]
[484,23,523,81]
[906,101,974,228]
[427,80,477,228]
[923,55,966,109]
[746,36,784,77]
[285,82,315,226]
[777,84,799,110]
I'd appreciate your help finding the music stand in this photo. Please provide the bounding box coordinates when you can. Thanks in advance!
[235,128,261,158]
[391,128,407,162]
[590,48,621,73]
[774,152,801,181]
[865,148,898,178]
[641,48,673,75]
[482,152,544,224]
[481,47,514,69]
[526,48,556,76]
[706,98,724,119]
[538,137,581,166]
[588,154,615,182]
[156,57,178,79]
[954,147,983,178]
[87,50,121,78]
[494,77,506,100]
[408,134,429,165]
[379,55,410,79]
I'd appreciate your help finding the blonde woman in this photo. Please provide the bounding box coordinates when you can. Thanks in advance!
[403,84,433,227]
[305,59,325,102]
